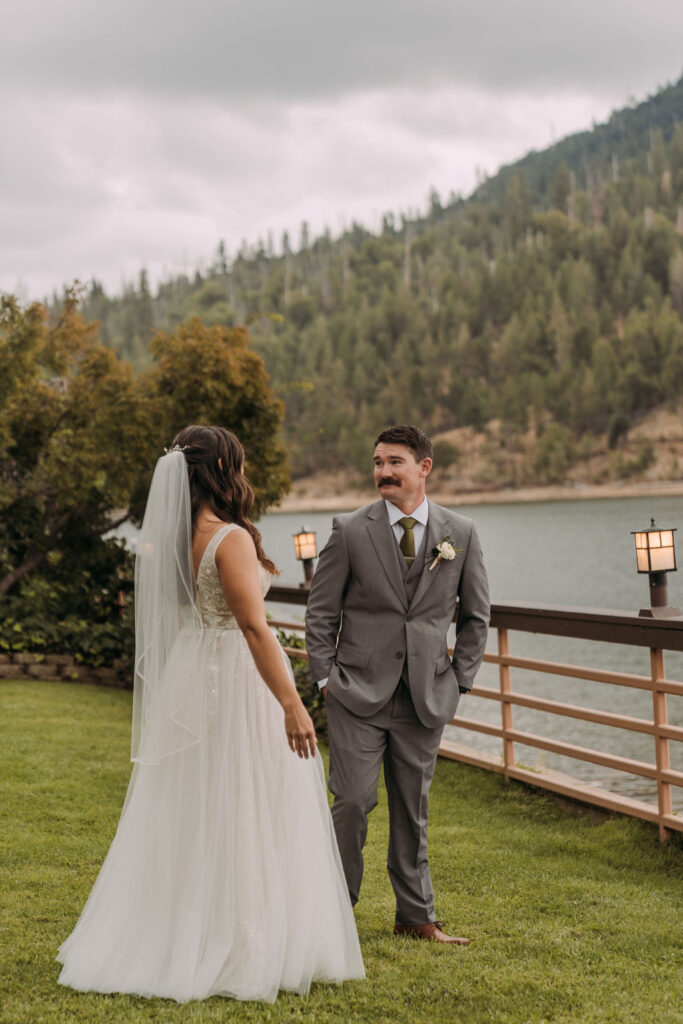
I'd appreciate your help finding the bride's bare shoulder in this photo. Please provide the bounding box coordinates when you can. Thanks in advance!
[213,528,259,592]
[214,524,253,561]
[192,516,247,574]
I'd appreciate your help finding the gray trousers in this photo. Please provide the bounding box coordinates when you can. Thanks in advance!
[326,680,444,925]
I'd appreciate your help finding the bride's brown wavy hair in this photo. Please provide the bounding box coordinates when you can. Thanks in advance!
[172,425,278,575]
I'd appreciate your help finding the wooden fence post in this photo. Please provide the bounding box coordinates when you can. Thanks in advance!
[650,648,672,843]
[498,628,514,778]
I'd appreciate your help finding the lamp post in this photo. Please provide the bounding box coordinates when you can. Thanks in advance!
[293,526,317,588]
[631,518,681,618]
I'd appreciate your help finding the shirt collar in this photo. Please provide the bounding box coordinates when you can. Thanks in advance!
[385,496,429,526]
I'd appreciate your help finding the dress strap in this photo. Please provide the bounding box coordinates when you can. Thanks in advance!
[203,523,240,569]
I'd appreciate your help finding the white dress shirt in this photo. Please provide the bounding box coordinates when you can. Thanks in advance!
[316,497,430,689]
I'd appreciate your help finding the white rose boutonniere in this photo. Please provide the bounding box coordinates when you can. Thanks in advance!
[428,535,463,572]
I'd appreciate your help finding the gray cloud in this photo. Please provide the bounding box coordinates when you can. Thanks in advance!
[3,0,681,101]
[1,0,681,298]
[0,85,620,297]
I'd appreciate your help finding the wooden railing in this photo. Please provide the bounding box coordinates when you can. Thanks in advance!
[267,588,683,841]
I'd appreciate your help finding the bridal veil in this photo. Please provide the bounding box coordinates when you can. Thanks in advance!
[131,449,203,764]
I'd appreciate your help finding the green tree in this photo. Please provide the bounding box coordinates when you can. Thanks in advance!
[504,172,531,247]
[532,423,575,483]
[0,294,289,667]
[0,290,153,597]
[551,163,571,214]
[142,318,288,514]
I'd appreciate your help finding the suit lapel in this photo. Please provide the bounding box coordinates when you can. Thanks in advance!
[409,502,448,611]
[365,501,409,609]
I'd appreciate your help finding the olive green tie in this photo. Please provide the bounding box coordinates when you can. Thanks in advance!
[398,516,417,567]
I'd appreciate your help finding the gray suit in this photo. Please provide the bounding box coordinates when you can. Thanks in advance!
[306,498,489,924]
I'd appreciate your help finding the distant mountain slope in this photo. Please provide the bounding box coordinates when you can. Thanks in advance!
[470,73,683,206]
[65,77,683,485]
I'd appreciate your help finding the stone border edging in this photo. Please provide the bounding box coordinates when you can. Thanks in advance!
[0,652,129,688]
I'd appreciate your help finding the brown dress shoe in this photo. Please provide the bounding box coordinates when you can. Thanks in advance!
[393,922,470,945]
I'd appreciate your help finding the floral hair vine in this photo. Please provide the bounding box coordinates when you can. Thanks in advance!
[163,444,189,455]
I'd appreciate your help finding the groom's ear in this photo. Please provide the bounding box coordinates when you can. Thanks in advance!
[420,457,433,478]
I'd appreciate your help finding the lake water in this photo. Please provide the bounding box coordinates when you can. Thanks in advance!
[115,493,683,810]
[258,494,683,811]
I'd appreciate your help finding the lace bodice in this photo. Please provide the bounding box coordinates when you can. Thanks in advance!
[196,524,271,629]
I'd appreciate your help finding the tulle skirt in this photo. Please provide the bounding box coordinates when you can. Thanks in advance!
[56,628,364,1003]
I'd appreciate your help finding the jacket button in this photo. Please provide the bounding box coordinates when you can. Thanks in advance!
[395,651,403,659]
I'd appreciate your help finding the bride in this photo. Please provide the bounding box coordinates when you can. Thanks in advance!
[57,425,364,1003]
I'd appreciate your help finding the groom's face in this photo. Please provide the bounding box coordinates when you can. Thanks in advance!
[373,443,432,505]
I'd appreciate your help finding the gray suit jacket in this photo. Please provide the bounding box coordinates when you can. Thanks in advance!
[305,499,490,729]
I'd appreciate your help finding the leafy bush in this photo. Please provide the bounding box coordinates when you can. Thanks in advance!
[432,439,459,469]
[611,440,657,479]
[608,412,632,449]
[0,537,134,676]
[276,628,327,739]
[532,423,576,483]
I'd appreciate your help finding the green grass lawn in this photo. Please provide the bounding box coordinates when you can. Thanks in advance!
[1,679,681,1024]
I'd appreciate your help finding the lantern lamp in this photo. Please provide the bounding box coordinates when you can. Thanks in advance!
[631,518,680,617]
[293,526,317,587]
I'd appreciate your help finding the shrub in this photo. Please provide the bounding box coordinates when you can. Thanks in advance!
[608,412,631,449]
[276,628,327,739]
[0,540,135,677]
[432,439,459,469]
[532,423,576,483]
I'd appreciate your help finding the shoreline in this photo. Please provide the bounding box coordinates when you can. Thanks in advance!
[274,479,683,514]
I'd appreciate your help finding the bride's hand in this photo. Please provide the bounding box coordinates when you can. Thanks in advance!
[284,701,317,759]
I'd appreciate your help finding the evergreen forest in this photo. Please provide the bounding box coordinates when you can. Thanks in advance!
[72,76,683,484]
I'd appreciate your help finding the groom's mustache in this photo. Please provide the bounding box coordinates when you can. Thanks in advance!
[378,477,401,487]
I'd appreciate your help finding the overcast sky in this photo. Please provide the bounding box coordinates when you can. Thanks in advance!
[2,0,682,300]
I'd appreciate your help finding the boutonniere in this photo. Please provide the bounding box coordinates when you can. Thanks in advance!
[428,535,463,572]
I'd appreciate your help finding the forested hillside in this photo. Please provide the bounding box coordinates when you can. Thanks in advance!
[74,77,683,481]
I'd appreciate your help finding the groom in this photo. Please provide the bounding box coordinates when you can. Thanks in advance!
[305,424,489,944]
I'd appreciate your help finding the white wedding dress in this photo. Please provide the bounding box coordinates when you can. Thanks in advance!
[57,524,364,1003]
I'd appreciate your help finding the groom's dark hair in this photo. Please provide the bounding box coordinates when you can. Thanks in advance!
[375,424,433,463]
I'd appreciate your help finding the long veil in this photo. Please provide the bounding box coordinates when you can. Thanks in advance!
[131,450,204,764]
